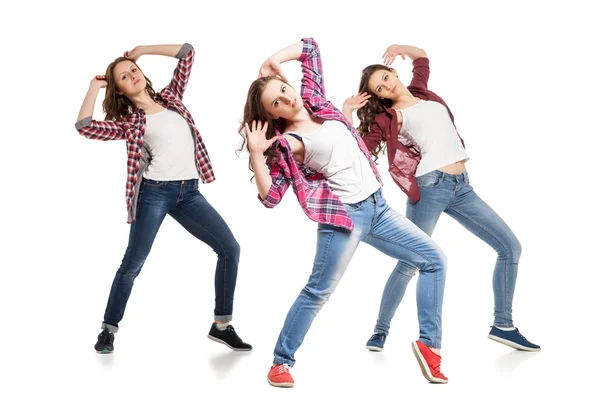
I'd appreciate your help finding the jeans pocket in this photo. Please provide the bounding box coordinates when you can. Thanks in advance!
[143,179,168,187]
[343,201,363,212]
[417,172,442,188]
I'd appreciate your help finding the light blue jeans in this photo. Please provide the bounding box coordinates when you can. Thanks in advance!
[273,188,446,367]
[404,170,521,328]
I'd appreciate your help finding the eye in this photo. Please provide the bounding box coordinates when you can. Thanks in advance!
[132,68,138,72]
[282,86,286,92]
[121,75,127,80]
[383,75,388,81]
[273,99,280,108]
[376,86,382,93]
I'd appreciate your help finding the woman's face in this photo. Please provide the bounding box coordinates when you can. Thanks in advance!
[113,60,147,97]
[368,69,404,99]
[260,79,303,119]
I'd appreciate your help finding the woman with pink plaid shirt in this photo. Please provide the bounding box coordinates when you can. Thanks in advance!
[75,43,251,354]
[239,38,449,386]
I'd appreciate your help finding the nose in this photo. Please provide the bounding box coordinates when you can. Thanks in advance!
[282,96,291,105]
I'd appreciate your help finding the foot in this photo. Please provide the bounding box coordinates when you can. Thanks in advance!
[488,326,540,351]
[411,341,448,384]
[94,328,114,354]
[267,364,294,388]
[366,333,386,352]
[207,323,252,351]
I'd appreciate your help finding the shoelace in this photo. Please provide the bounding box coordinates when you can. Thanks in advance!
[275,364,290,375]
[370,333,385,341]
[100,331,112,344]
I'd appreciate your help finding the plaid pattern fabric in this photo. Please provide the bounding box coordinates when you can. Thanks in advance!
[76,44,215,223]
[259,38,382,231]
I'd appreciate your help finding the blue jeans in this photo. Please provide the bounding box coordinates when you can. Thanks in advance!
[101,178,240,332]
[404,170,521,328]
[273,188,446,367]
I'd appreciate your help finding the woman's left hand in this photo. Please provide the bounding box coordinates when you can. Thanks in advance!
[124,46,144,61]
[258,57,287,82]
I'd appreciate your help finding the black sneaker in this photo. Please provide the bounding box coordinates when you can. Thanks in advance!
[94,328,114,354]
[207,323,252,351]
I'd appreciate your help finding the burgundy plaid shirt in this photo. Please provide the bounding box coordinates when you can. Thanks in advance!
[259,38,382,231]
[75,44,215,223]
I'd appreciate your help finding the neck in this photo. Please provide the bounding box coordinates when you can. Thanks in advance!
[129,91,155,111]
[391,90,416,109]
[284,107,313,129]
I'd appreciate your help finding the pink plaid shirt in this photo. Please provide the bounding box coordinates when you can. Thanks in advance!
[259,38,383,231]
[75,44,215,223]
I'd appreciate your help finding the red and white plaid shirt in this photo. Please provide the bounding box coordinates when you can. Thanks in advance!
[75,44,214,223]
[259,38,382,231]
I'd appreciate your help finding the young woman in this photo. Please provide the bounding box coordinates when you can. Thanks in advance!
[75,43,251,354]
[239,38,449,386]
[348,43,540,353]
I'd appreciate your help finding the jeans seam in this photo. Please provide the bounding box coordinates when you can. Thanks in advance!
[279,225,335,362]
[447,205,512,325]
[177,208,230,315]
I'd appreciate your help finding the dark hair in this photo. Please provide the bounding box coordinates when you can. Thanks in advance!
[356,64,395,161]
[102,57,156,121]
[237,76,287,177]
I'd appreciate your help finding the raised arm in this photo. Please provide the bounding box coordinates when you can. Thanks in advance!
[126,43,195,101]
[258,38,326,102]
[382,44,430,90]
[75,75,125,141]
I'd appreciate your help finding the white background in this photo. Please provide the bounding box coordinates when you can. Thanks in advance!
[1,0,598,398]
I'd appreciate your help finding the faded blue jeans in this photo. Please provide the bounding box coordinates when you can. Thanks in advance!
[273,188,446,367]
[101,178,240,333]
[403,170,521,328]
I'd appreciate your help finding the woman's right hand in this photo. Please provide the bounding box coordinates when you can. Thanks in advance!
[382,44,407,65]
[90,75,107,89]
[245,121,277,154]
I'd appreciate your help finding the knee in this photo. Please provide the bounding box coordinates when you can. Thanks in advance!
[302,285,333,306]
[223,238,241,262]
[499,235,521,261]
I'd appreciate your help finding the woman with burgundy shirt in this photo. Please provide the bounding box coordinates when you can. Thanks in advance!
[344,43,540,353]
[75,43,251,354]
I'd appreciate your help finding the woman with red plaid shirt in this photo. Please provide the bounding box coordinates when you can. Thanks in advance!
[239,38,449,386]
[346,43,540,355]
[75,43,251,354]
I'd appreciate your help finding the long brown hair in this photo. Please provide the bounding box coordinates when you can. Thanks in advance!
[357,64,394,162]
[237,76,287,176]
[102,57,157,121]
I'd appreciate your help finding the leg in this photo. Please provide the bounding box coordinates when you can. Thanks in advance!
[170,185,240,323]
[102,182,172,331]
[445,181,520,328]
[273,219,366,367]
[364,193,447,349]
[405,171,452,237]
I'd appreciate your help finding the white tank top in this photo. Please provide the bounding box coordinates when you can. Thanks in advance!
[143,108,199,181]
[290,120,381,204]
[398,100,469,177]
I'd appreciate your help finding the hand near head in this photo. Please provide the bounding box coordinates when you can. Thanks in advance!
[258,57,287,82]
[382,44,406,66]
[245,121,277,154]
[343,92,371,112]
[124,46,144,62]
[90,75,107,89]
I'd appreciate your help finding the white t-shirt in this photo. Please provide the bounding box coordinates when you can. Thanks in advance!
[290,120,381,204]
[143,108,199,181]
[398,100,469,177]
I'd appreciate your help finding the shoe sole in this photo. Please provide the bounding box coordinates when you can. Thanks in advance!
[95,349,113,354]
[207,334,252,351]
[366,345,384,352]
[488,334,541,352]
[411,342,448,384]
[267,378,294,388]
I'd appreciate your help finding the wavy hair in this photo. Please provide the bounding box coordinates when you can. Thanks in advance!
[237,76,287,178]
[356,64,395,162]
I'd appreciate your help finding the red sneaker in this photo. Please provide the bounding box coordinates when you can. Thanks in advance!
[412,341,448,384]
[267,364,295,388]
